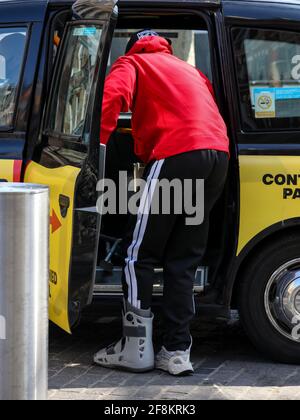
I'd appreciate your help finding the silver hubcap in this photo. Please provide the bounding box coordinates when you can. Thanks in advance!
[264,258,300,342]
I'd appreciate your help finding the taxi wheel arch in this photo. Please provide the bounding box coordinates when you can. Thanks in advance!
[236,230,300,364]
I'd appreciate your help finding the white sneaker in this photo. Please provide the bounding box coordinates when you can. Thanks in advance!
[155,346,194,376]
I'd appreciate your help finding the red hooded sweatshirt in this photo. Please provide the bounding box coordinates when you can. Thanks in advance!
[101,36,229,163]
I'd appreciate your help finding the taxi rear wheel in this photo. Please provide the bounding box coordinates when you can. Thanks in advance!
[238,232,300,364]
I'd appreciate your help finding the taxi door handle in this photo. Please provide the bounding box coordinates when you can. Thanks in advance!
[59,194,70,218]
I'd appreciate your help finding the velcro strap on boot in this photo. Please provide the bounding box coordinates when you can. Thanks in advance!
[123,326,146,338]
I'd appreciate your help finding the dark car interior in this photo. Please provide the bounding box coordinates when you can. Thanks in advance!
[49,8,231,295]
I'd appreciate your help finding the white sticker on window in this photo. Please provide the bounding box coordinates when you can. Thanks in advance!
[254,90,276,119]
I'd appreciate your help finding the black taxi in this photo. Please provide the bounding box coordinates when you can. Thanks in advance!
[1,0,300,364]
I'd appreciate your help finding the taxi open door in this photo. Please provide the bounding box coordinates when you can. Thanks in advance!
[24,0,118,332]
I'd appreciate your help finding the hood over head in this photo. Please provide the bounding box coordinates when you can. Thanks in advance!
[126,35,173,56]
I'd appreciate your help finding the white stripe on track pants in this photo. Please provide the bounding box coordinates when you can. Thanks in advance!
[122,149,229,351]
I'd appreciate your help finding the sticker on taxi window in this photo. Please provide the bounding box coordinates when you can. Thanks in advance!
[254,90,276,119]
[252,86,300,119]
[73,27,98,37]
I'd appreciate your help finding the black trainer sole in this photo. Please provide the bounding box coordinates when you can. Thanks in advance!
[156,367,194,376]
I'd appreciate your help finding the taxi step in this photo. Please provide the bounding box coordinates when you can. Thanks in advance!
[93,267,208,296]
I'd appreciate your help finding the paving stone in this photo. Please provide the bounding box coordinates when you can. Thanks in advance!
[48,310,300,400]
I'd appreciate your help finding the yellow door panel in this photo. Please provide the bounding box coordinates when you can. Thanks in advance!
[24,161,80,333]
[238,155,300,255]
[0,160,22,182]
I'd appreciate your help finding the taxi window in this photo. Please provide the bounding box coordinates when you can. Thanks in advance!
[108,29,212,81]
[233,28,300,132]
[49,25,102,139]
[0,28,27,128]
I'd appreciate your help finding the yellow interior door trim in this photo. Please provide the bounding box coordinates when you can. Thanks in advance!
[24,161,80,333]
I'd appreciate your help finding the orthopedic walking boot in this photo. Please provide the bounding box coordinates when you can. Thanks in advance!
[94,301,155,372]
[155,345,194,376]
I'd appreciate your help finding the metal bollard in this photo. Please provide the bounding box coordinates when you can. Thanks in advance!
[0,183,49,400]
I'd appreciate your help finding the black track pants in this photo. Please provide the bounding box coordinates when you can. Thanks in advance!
[122,149,229,351]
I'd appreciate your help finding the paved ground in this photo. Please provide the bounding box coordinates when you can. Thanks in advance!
[48,305,300,400]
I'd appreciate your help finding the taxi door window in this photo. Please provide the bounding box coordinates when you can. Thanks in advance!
[233,28,300,132]
[0,28,27,128]
[108,29,212,81]
[49,25,102,140]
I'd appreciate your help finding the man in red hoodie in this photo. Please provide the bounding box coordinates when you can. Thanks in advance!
[94,30,229,376]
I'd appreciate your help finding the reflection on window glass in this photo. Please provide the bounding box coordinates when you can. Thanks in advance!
[50,25,102,137]
[245,38,300,119]
[0,28,26,127]
[233,28,300,132]
[107,29,212,80]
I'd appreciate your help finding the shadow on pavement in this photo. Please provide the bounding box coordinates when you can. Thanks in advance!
[48,305,300,395]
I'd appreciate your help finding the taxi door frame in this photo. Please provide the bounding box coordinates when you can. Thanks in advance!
[30,0,118,331]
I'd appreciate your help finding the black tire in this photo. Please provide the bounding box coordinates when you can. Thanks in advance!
[238,232,300,364]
